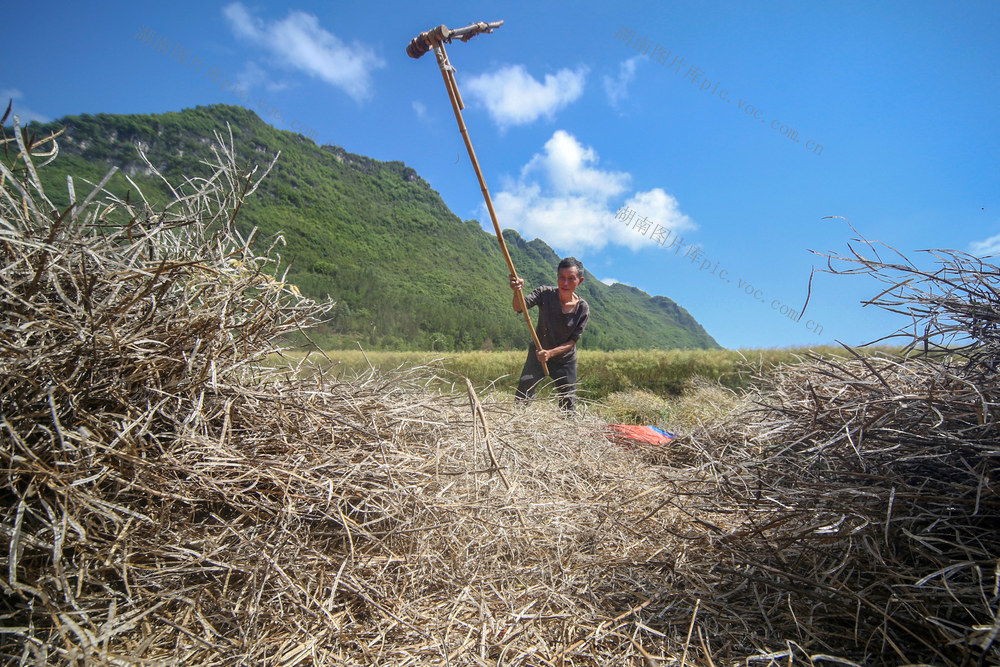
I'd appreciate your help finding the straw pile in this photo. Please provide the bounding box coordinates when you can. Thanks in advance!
[5,113,998,665]
[652,235,1000,664]
[0,119,715,665]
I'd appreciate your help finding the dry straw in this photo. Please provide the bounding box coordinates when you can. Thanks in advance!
[657,229,1000,664]
[0,115,702,666]
[2,110,997,665]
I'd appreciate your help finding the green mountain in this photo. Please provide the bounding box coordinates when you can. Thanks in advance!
[14,104,720,351]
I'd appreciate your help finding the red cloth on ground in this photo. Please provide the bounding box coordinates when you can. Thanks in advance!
[605,424,674,446]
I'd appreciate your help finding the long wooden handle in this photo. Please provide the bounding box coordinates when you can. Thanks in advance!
[432,41,548,375]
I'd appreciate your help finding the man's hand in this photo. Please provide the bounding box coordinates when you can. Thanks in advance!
[537,341,575,363]
[511,276,526,313]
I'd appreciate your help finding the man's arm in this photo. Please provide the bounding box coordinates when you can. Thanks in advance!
[536,339,574,363]
[510,276,525,312]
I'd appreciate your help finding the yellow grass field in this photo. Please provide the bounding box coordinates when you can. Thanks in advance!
[272,345,903,431]
[276,345,896,394]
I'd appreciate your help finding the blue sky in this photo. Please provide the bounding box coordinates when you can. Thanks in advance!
[5,1,998,349]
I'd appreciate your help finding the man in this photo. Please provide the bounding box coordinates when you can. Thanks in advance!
[510,257,590,412]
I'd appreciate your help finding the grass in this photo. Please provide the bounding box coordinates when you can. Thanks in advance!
[276,345,900,393]
[272,345,902,431]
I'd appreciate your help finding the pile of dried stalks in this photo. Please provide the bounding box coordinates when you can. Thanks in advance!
[5,110,997,665]
[0,118,720,666]
[658,234,1000,664]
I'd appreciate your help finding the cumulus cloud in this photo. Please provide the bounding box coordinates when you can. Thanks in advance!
[602,56,642,108]
[222,3,384,102]
[491,130,695,254]
[969,231,1000,258]
[1,89,50,125]
[464,65,586,129]
[620,189,697,239]
[521,130,629,199]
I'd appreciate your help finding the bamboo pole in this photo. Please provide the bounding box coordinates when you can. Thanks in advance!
[430,39,548,376]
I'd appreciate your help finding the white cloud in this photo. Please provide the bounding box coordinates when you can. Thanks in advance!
[222,3,384,102]
[464,65,586,129]
[969,231,1000,257]
[491,130,695,255]
[412,100,427,120]
[601,277,631,286]
[622,189,697,239]
[602,56,642,108]
[1,89,50,125]
[521,130,629,199]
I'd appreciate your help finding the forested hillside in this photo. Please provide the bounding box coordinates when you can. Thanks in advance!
[23,104,719,351]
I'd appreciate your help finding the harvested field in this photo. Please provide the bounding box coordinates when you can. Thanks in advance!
[3,119,997,665]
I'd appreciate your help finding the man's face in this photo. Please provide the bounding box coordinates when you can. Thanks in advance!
[557,266,583,295]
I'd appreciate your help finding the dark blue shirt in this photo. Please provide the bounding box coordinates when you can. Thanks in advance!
[524,286,590,362]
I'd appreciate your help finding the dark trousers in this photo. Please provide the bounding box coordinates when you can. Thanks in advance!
[515,346,578,412]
